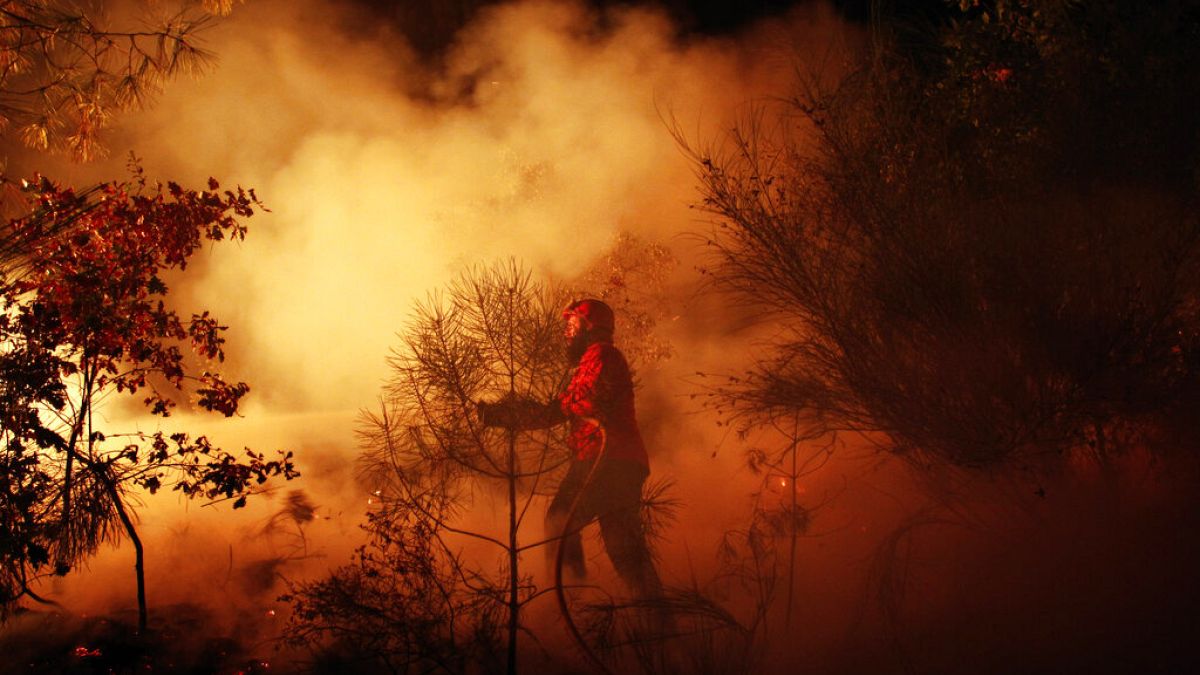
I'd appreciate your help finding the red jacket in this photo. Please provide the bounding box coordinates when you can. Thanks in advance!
[560,341,647,465]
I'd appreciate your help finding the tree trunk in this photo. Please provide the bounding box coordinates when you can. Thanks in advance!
[785,432,799,629]
[506,427,519,675]
[106,476,147,634]
[57,365,94,572]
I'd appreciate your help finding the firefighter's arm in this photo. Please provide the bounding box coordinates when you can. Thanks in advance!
[477,394,564,430]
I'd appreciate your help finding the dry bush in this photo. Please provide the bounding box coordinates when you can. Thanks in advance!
[285,261,566,675]
[688,0,1200,470]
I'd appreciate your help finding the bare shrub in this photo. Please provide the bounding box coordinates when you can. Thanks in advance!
[687,1,1200,470]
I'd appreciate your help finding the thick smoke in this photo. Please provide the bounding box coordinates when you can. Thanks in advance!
[13,0,866,654]
[72,0,840,414]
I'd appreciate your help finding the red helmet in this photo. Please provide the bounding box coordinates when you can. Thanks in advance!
[563,298,615,334]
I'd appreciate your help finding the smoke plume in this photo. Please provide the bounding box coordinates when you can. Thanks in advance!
[10,0,863,656]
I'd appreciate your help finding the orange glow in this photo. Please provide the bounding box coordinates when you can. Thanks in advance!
[36,3,854,641]
[4,3,1197,674]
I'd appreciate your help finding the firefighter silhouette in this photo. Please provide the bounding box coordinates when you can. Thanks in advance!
[478,298,662,598]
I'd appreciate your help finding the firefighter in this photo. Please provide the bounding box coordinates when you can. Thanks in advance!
[478,299,662,598]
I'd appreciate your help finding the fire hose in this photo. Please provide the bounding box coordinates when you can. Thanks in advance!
[553,418,613,675]
[481,398,614,673]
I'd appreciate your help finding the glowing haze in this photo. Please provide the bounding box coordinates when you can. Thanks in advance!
[21,0,861,642]
[13,3,1194,672]
[102,0,846,415]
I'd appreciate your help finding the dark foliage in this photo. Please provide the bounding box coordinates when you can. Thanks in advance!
[285,261,565,675]
[0,173,296,628]
[0,1,234,161]
[691,0,1200,468]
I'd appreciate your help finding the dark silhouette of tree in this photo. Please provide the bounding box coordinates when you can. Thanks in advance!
[0,0,238,161]
[688,0,1200,470]
[281,493,505,674]
[0,170,296,631]
[283,259,702,674]
[286,261,568,675]
[737,418,834,630]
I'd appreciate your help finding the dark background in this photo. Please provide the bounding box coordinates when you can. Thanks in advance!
[341,0,954,55]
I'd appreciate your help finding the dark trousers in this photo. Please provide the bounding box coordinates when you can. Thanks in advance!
[545,457,662,598]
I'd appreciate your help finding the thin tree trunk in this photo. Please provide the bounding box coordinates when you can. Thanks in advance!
[105,476,147,633]
[58,362,94,571]
[785,428,798,629]
[504,286,520,675]
[506,426,519,675]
